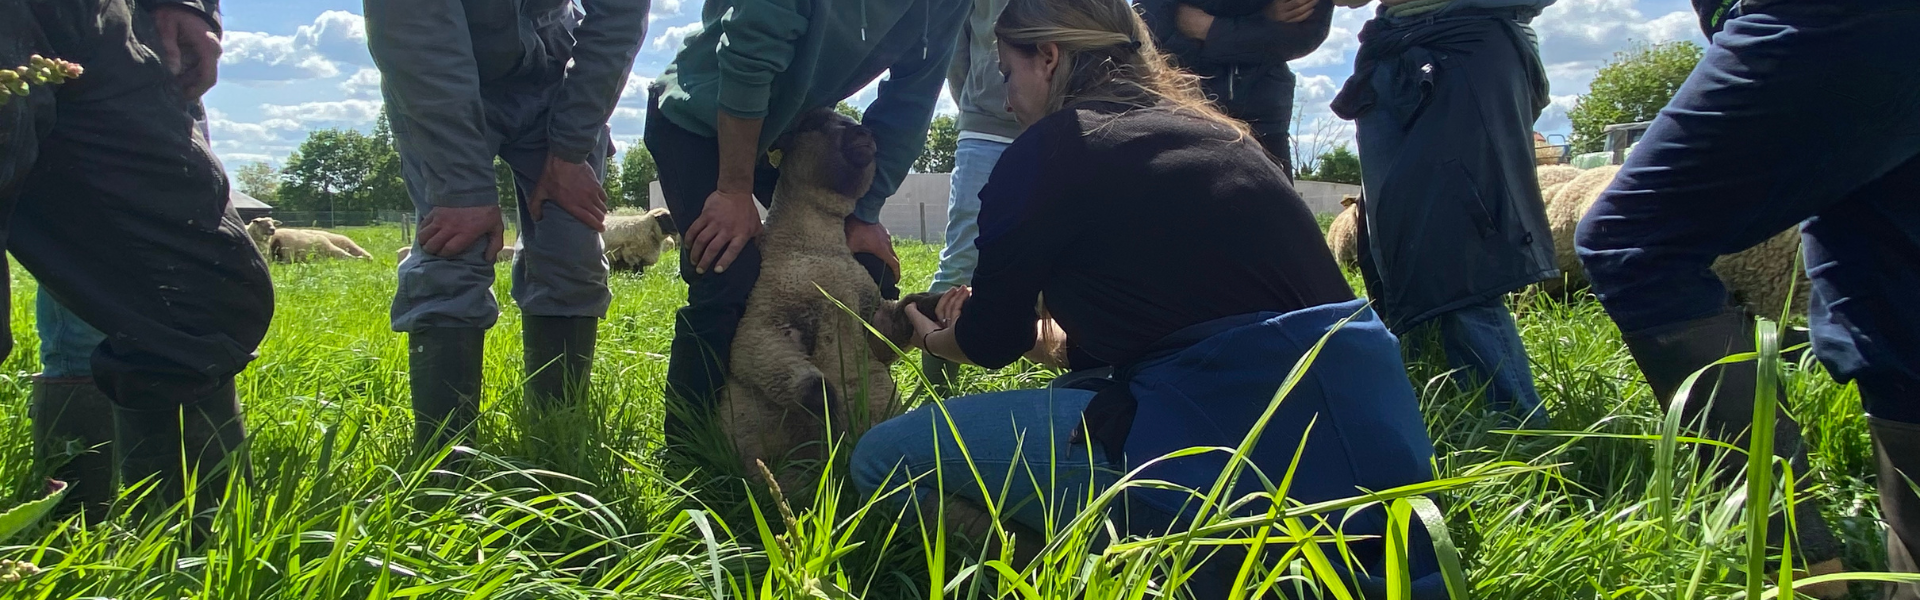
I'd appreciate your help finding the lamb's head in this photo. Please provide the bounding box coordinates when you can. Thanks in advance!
[770,108,876,212]
[646,207,680,247]
[246,217,278,247]
[871,292,942,351]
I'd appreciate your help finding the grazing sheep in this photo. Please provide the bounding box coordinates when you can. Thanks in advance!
[603,207,679,273]
[245,218,372,262]
[721,109,904,492]
[395,245,515,264]
[1539,165,1810,315]
[1325,195,1361,270]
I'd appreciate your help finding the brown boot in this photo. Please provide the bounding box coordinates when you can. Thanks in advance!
[29,377,117,521]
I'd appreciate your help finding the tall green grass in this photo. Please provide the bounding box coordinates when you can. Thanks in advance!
[0,224,1906,598]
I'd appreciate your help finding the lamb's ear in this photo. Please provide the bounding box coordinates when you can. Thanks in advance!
[271,219,284,226]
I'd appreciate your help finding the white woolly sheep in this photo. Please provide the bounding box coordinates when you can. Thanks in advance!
[604,207,679,273]
[246,218,372,263]
[1325,195,1361,270]
[1541,165,1809,316]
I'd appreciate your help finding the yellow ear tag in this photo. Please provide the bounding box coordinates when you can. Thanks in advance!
[768,149,784,168]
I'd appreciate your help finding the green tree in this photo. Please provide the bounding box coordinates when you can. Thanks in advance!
[280,128,378,213]
[363,112,411,211]
[602,155,624,207]
[618,144,658,208]
[834,101,863,122]
[1567,41,1702,153]
[234,161,281,205]
[495,158,517,209]
[914,115,959,174]
[1299,144,1362,185]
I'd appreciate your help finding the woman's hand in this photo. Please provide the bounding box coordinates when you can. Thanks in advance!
[906,303,944,350]
[935,286,970,327]
[1265,0,1317,23]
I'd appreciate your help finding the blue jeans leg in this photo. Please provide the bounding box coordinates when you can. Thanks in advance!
[35,287,107,379]
[1435,299,1548,427]
[928,138,1011,294]
[851,388,1117,534]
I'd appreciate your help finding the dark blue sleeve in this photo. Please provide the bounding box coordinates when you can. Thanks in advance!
[952,126,1079,369]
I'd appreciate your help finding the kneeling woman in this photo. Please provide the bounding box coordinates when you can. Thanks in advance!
[848,0,1447,594]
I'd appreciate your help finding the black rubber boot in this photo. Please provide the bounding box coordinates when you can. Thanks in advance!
[30,377,118,521]
[921,352,960,397]
[1621,307,1842,566]
[1872,417,1920,600]
[523,316,597,411]
[113,381,249,516]
[409,327,486,450]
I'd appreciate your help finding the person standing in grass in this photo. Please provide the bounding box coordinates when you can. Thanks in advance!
[2,0,274,515]
[365,0,649,450]
[1575,1,1919,595]
[850,0,1447,594]
[919,0,1028,393]
[646,0,969,441]
[28,291,113,519]
[1328,0,1554,429]
[1136,0,1332,174]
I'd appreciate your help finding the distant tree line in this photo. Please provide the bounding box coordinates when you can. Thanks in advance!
[237,105,959,211]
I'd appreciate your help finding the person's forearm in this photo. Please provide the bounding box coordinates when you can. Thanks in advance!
[716,111,763,194]
[925,328,974,365]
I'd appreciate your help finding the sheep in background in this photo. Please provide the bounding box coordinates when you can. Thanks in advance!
[1541,165,1809,316]
[395,245,516,264]
[246,217,372,262]
[1325,195,1361,270]
[604,207,679,273]
[1536,165,1580,195]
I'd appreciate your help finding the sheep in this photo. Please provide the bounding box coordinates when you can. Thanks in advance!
[1325,195,1361,270]
[395,245,516,264]
[246,218,372,262]
[1539,165,1810,316]
[603,207,679,274]
[720,109,905,493]
[1536,164,1580,192]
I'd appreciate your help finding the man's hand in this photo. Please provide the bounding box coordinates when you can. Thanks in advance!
[528,154,609,231]
[685,189,762,274]
[1175,4,1216,39]
[419,205,506,262]
[845,218,900,279]
[152,5,221,99]
[1265,0,1317,23]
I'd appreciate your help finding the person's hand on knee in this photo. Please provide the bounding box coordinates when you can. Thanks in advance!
[686,189,762,274]
[528,154,610,232]
[419,205,506,262]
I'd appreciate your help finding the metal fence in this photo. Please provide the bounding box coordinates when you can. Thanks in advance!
[263,210,523,239]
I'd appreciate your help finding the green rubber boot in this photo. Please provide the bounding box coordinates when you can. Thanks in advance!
[523,316,597,411]
[30,377,117,521]
[409,328,486,451]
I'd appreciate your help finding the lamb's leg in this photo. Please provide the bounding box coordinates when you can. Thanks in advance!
[318,241,357,260]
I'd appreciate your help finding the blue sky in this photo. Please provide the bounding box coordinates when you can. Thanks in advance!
[204,0,1703,172]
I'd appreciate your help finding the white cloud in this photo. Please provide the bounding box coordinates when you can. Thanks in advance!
[261,99,384,128]
[651,23,703,51]
[339,67,382,98]
[1534,0,1700,66]
[221,11,372,83]
[651,0,685,19]
[1292,7,1369,70]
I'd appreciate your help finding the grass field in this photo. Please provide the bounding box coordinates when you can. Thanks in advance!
[0,224,1899,599]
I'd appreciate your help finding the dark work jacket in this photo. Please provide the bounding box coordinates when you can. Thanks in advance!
[1330,9,1555,331]
[1137,0,1334,170]
[1072,300,1449,599]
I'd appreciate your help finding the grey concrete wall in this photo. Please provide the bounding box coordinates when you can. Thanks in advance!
[650,173,1358,243]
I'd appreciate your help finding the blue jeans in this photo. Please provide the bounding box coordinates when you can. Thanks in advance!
[36,288,107,379]
[1575,1,1920,421]
[928,138,1011,294]
[1423,298,1548,427]
[851,387,1119,534]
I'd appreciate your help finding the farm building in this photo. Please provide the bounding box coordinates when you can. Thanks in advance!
[230,188,273,222]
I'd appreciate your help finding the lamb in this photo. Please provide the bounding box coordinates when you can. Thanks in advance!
[1540,165,1809,316]
[603,207,679,273]
[395,245,516,264]
[1536,164,1580,192]
[245,218,373,262]
[721,109,910,492]
[1325,195,1361,270]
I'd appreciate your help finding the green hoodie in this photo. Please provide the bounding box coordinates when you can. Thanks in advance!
[655,0,967,222]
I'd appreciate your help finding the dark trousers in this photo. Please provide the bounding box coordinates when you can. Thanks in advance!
[643,89,899,430]
[1575,1,1920,423]
[0,0,274,411]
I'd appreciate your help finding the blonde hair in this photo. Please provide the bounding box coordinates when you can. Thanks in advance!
[994,0,1250,139]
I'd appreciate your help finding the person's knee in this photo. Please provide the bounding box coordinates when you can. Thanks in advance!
[850,416,920,497]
